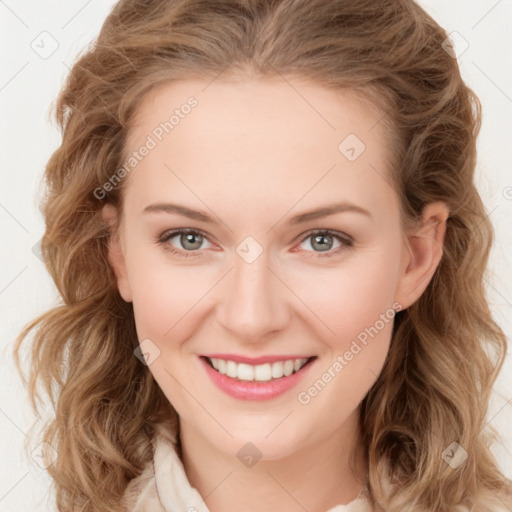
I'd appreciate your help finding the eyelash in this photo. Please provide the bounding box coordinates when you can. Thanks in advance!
[157,228,354,259]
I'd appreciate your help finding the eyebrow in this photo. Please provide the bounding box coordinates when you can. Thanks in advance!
[142,201,372,224]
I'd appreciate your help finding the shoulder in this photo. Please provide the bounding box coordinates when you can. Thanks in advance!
[327,495,374,512]
[120,421,178,512]
[120,460,163,512]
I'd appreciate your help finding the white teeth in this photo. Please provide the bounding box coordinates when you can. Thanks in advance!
[283,360,294,376]
[226,360,237,378]
[237,363,254,381]
[208,357,310,382]
[271,362,284,379]
[254,363,272,381]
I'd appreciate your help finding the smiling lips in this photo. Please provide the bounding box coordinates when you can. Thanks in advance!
[200,354,317,400]
[204,356,311,381]
[202,353,316,364]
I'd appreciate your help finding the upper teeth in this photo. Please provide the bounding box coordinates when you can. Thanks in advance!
[208,357,309,382]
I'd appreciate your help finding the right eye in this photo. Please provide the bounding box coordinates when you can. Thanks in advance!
[158,228,214,258]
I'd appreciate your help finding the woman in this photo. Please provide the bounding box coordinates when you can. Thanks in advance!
[14,0,512,510]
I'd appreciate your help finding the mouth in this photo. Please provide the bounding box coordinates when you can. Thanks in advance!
[200,355,317,382]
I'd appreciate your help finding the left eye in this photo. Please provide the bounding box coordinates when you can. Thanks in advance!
[295,229,353,258]
[298,231,347,253]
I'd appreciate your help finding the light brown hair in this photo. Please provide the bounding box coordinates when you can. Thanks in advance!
[14,0,512,510]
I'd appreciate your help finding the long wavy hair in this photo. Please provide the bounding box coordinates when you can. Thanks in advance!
[13,0,512,510]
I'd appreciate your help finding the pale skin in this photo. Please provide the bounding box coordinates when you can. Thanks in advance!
[102,75,449,512]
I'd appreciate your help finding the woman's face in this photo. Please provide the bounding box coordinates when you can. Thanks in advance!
[103,76,443,460]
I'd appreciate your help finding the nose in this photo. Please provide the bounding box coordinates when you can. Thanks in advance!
[216,250,291,343]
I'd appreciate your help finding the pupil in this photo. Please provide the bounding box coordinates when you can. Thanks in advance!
[313,234,332,252]
[182,233,202,250]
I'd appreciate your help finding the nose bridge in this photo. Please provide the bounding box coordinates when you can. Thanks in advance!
[216,248,289,341]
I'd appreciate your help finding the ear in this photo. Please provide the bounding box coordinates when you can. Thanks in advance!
[101,203,133,303]
[394,201,449,310]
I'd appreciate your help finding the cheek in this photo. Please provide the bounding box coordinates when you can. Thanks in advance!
[129,264,213,340]
[289,247,401,346]
[293,253,398,416]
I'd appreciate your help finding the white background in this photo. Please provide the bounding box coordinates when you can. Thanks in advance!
[1,1,511,510]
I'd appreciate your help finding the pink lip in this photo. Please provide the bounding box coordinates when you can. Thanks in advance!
[201,353,314,365]
[199,356,316,401]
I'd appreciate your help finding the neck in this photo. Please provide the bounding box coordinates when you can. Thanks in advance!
[179,408,368,512]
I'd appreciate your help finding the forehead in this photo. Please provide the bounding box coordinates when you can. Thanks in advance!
[128,75,387,154]
[121,76,397,224]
